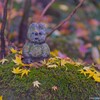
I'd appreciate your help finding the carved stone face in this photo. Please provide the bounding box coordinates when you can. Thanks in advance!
[27,23,47,43]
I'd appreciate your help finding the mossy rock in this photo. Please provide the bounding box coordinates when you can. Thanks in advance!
[0,55,100,100]
[48,37,80,59]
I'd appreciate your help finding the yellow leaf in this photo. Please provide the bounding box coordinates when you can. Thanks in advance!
[0,96,2,100]
[48,57,60,65]
[0,58,8,64]
[18,50,22,54]
[95,72,100,76]
[10,48,17,54]
[22,63,33,67]
[79,69,87,76]
[79,66,100,82]
[93,74,100,82]
[47,64,58,68]
[75,62,82,66]
[12,56,22,65]
[88,71,95,78]
[48,57,57,62]
[21,69,30,78]
[90,67,97,72]
[60,59,67,66]
[33,81,41,88]
[12,67,22,74]
[85,70,94,75]
[50,50,59,57]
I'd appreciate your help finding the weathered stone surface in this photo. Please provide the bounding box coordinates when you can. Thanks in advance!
[22,23,50,63]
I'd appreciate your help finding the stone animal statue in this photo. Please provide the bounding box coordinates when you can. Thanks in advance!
[22,23,50,64]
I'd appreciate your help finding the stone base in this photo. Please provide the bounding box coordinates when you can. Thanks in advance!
[22,56,50,64]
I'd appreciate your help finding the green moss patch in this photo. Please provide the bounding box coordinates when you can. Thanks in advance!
[0,58,100,100]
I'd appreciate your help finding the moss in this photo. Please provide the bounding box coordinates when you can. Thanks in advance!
[0,57,100,100]
[48,37,80,59]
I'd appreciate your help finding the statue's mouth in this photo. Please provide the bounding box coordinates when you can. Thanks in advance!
[35,38,38,40]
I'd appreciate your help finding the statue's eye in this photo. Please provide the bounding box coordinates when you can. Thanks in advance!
[39,32,42,35]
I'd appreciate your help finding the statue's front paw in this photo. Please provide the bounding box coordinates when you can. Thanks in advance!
[42,53,49,58]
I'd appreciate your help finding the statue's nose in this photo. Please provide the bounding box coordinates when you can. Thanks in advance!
[35,32,38,35]
[35,38,38,40]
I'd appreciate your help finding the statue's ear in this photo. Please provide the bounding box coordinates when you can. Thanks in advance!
[28,23,38,31]
[39,23,46,29]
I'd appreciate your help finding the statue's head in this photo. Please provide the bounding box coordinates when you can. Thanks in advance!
[27,23,47,44]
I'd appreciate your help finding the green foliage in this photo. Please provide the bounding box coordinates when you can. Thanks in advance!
[0,57,100,100]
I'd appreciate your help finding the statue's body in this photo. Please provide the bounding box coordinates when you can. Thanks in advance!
[22,23,50,64]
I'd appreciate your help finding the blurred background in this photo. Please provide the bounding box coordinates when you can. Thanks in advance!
[0,0,100,64]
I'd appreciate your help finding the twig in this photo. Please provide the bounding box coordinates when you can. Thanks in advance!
[39,0,56,22]
[47,0,85,37]
[0,0,9,58]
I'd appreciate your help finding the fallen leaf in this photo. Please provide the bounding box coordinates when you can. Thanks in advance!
[21,62,34,67]
[79,69,87,76]
[41,60,47,66]
[87,71,95,78]
[58,51,67,58]
[52,86,58,91]
[18,50,22,54]
[12,67,22,74]
[48,57,60,65]
[85,70,95,76]
[93,74,100,82]
[21,69,30,78]
[33,81,41,88]
[50,50,59,57]
[0,58,8,64]
[60,59,67,66]
[47,64,58,68]
[10,48,17,54]
[74,62,82,66]
[12,55,22,65]
[48,57,57,62]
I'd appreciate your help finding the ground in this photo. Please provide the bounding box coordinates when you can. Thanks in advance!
[0,54,100,100]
